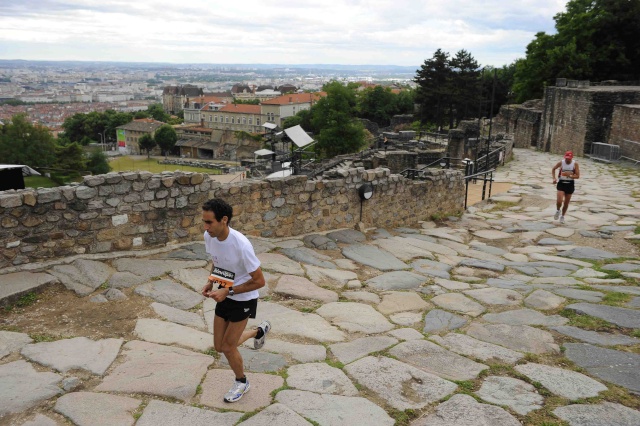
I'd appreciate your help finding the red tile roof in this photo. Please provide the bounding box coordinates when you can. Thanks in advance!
[218,104,261,114]
[261,92,325,105]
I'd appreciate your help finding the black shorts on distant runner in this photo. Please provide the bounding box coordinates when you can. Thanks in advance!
[215,297,258,322]
[556,180,575,194]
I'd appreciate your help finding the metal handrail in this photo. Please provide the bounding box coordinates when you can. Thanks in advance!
[475,146,505,172]
[464,169,495,209]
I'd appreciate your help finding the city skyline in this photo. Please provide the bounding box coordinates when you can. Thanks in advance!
[0,0,568,68]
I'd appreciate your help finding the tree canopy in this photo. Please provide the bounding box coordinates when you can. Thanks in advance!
[513,0,640,101]
[355,86,414,127]
[0,114,56,168]
[62,110,134,145]
[414,49,481,129]
[138,134,156,158]
[154,125,177,156]
[311,82,366,158]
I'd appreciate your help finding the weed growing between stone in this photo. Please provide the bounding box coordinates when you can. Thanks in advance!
[602,292,633,306]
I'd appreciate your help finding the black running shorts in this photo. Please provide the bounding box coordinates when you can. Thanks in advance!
[215,297,258,322]
[556,180,575,194]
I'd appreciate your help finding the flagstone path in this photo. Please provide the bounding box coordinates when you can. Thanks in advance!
[1,148,640,425]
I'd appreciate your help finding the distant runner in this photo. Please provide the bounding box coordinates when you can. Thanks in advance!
[201,198,271,403]
[552,151,580,224]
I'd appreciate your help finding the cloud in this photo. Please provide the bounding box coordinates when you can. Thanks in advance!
[0,0,569,66]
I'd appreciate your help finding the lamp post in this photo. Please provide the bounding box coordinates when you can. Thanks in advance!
[97,129,107,152]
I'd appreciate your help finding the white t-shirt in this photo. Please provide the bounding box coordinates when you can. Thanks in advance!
[203,227,261,301]
[559,159,576,181]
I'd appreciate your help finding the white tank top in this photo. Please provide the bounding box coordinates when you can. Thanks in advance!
[559,160,575,181]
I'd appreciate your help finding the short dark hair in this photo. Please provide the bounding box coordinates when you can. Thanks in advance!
[202,198,233,223]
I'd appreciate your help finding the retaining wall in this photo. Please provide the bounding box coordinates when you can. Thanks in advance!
[0,168,465,268]
[539,86,640,155]
[609,105,640,159]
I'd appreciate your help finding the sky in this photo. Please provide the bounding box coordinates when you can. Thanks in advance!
[0,0,569,68]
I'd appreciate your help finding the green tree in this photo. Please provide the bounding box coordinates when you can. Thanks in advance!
[0,114,56,168]
[414,49,454,130]
[513,0,640,101]
[450,50,481,125]
[134,110,150,119]
[154,125,178,157]
[52,141,86,183]
[61,113,88,143]
[86,150,111,175]
[147,103,170,122]
[311,82,365,157]
[394,89,415,115]
[356,86,397,126]
[282,109,314,132]
[481,63,517,117]
[138,133,156,158]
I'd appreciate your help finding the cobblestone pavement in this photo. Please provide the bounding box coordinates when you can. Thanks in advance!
[1,148,640,425]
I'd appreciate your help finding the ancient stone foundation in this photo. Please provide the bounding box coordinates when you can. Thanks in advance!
[0,168,465,268]
[539,86,640,156]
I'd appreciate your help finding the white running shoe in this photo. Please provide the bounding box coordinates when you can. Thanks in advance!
[554,210,561,220]
[224,379,250,403]
[254,320,271,349]
[560,216,565,224]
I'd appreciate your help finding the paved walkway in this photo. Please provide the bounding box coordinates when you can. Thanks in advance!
[2,148,640,425]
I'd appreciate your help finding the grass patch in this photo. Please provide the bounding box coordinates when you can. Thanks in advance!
[632,329,640,338]
[492,201,519,210]
[269,383,290,398]
[602,292,633,306]
[203,348,217,358]
[30,333,58,343]
[452,380,476,393]
[109,156,227,174]
[591,266,625,280]
[635,225,640,235]
[304,418,320,426]
[325,359,344,369]
[388,408,418,426]
[15,292,38,308]
[559,309,617,331]
[24,175,59,188]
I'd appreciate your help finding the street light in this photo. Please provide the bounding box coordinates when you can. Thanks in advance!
[97,129,107,152]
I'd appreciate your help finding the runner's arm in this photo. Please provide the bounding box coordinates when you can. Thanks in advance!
[201,262,216,296]
[228,267,265,294]
[551,162,561,183]
[572,162,580,179]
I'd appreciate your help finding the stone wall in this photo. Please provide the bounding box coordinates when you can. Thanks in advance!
[496,102,542,149]
[538,86,640,155]
[0,168,465,268]
[609,105,640,159]
[369,151,417,173]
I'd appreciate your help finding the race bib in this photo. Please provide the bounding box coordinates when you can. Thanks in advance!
[210,267,235,289]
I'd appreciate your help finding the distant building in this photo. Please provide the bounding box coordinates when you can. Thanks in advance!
[174,125,215,159]
[260,92,325,127]
[201,103,263,134]
[276,83,298,94]
[115,118,164,155]
[162,85,204,115]
[183,95,226,125]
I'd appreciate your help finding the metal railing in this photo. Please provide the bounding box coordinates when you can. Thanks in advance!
[464,169,495,209]
[589,142,620,162]
[475,146,506,173]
